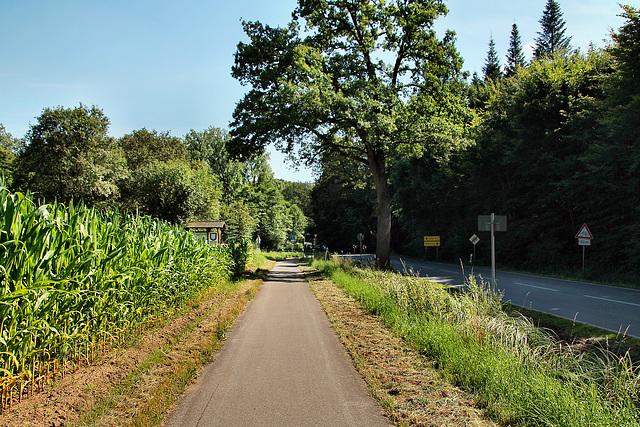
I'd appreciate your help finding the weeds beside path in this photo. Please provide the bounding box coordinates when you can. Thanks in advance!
[0,262,273,427]
[305,258,640,426]
[299,262,497,426]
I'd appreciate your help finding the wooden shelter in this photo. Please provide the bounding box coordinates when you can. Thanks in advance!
[185,221,226,245]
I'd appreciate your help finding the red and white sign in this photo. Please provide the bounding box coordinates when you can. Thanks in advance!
[575,223,594,240]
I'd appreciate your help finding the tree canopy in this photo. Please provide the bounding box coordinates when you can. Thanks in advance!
[505,23,525,77]
[483,35,503,81]
[230,0,469,267]
[0,125,19,186]
[13,104,127,207]
[534,0,572,59]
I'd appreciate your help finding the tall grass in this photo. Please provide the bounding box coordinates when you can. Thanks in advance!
[262,251,304,261]
[0,185,233,410]
[312,258,640,426]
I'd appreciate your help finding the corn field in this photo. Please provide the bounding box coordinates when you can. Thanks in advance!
[0,184,233,411]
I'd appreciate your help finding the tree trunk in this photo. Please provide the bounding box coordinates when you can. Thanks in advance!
[368,148,392,269]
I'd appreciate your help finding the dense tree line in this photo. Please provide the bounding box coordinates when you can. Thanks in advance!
[310,3,639,279]
[0,108,311,250]
[2,1,637,278]
[390,4,639,278]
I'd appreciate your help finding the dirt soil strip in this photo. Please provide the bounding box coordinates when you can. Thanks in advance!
[300,263,498,427]
[0,278,262,427]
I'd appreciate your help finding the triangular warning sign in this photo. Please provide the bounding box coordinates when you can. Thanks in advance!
[575,223,593,239]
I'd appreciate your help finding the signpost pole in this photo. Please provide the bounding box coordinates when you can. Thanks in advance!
[575,224,593,274]
[491,213,496,289]
[469,234,480,264]
[473,241,476,263]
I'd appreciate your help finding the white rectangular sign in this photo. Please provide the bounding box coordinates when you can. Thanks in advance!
[578,238,591,246]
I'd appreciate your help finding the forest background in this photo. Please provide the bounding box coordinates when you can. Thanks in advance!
[0,2,638,283]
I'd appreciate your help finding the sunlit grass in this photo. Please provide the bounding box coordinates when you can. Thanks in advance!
[311,257,640,426]
[261,250,304,261]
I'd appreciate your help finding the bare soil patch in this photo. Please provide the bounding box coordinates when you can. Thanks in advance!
[300,264,498,426]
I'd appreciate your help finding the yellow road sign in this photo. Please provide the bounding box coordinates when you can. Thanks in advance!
[424,236,440,247]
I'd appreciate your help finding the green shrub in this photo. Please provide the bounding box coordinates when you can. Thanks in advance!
[226,240,253,278]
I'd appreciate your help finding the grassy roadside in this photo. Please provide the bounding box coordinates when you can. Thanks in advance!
[504,304,640,363]
[0,256,275,427]
[87,259,274,426]
[309,257,640,426]
[299,261,497,426]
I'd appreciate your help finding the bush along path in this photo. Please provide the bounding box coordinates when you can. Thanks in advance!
[305,258,640,427]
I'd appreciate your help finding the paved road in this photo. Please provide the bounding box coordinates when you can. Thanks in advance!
[163,260,388,427]
[346,254,640,338]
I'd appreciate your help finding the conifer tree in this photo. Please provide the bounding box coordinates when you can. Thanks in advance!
[505,23,526,77]
[482,35,503,81]
[534,0,572,59]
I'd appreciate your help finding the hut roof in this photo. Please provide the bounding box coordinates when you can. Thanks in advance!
[185,221,226,229]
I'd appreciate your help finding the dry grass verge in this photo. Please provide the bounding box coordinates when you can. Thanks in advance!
[299,263,497,426]
[0,264,272,427]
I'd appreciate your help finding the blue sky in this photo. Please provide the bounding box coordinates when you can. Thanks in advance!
[0,0,626,182]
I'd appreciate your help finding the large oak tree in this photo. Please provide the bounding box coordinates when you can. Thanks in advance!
[230,0,468,268]
[13,104,127,207]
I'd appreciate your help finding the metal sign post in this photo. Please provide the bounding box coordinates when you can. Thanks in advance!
[478,214,507,289]
[491,214,496,286]
[424,236,440,259]
[357,233,365,262]
[575,224,594,273]
[469,234,480,263]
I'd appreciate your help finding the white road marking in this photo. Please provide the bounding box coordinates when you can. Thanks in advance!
[584,294,640,308]
[513,282,559,292]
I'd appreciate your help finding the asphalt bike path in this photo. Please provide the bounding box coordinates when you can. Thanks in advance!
[164,260,388,426]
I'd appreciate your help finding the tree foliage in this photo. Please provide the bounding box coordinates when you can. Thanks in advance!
[534,0,572,59]
[505,23,525,77]
[120,128,186,171]
[13,105,127,207]
[388,5,640,278]
[483,36,502,81]
[230,0,469,267]
[186,127,246,203]
[117,128,218,222]
[580,4,640,267]
[7,108,312,244]
[136,159,220,224]
[310,154,376,253]
[0,125,19,186]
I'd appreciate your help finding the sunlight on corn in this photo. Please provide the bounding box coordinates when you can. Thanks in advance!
[0,183,233,411]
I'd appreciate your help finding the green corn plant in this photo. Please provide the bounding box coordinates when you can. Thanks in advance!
[0,182,233,410]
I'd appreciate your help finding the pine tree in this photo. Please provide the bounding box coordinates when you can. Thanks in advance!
[505,23,526,77]
[482,35,503,81]
[534,0,572,59]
